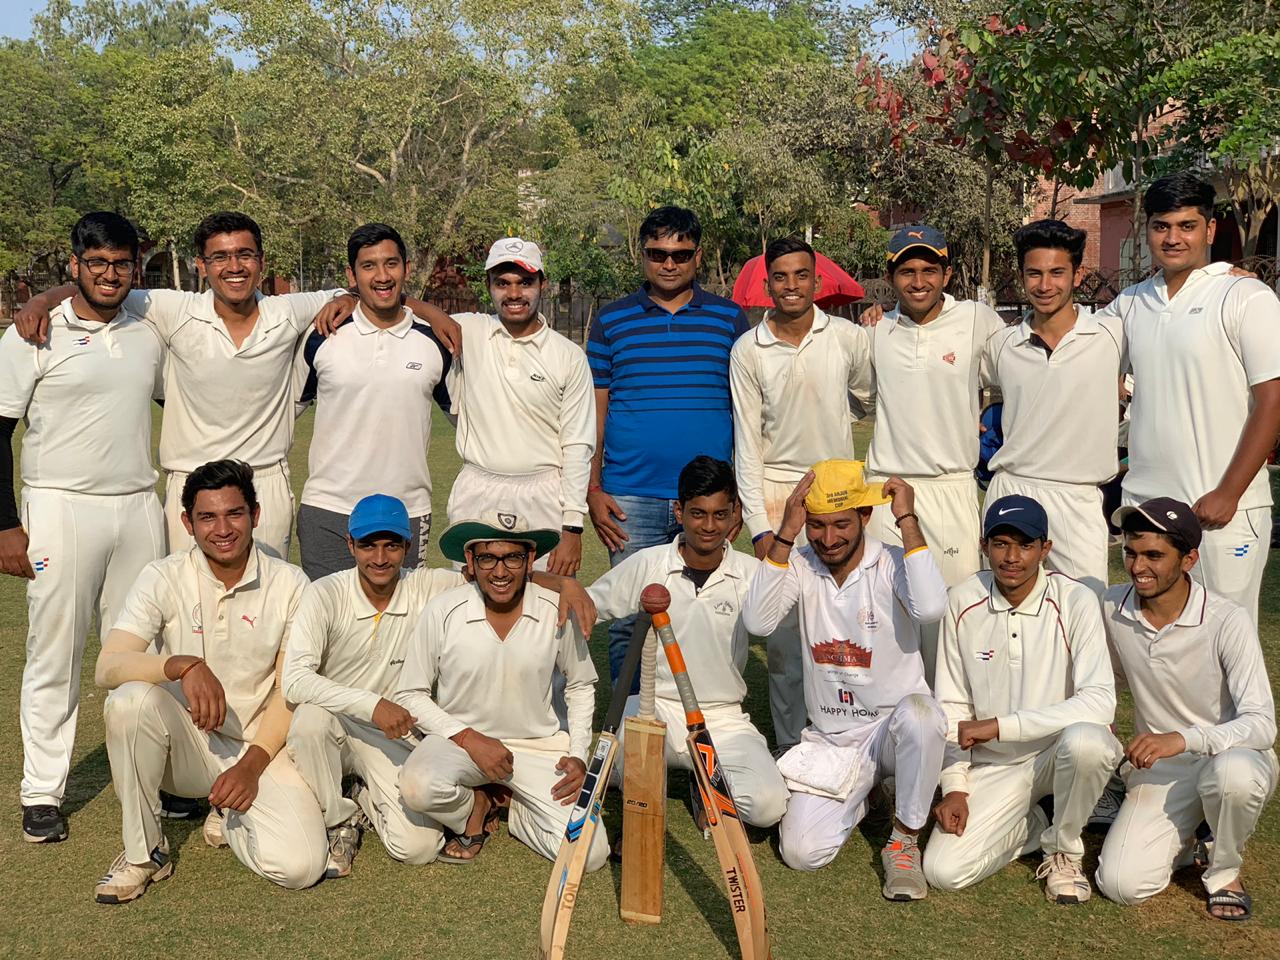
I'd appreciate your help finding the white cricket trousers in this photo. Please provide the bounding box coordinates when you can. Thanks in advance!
[287,704,444,864]
[19,487,165,807]
[446,464,563,571]
[399,731,610,872]
[778,694,946,871]
[164,461,294,560]
[924,723,1123,890]
[763,476,807,750]
[867,472,979,686]
[615,697,789,828]
[1096,748,1278,903]
[986,472,1109,596]
[103,682,327,889]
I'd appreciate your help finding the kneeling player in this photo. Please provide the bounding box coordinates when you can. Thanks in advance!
[394,515,607,869]
[1096,499,1276,920]
[924,496,1121,903]
[588,456,788,828]
[742,460,948,900]
[93,461,326,903]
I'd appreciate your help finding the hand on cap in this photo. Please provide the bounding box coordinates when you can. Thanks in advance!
[780,471,815,541]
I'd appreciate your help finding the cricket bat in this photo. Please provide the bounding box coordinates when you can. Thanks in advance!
[619,586,668,925]
[537,611,651,960]
[645,583,771,960]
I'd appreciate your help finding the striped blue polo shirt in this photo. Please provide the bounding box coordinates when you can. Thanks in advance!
[587,284,748,498]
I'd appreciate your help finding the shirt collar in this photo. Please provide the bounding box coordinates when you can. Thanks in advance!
[462,582,542,624]
[353,303,413,338]
[636,282,711,313]
[54,297,138,332]
[753,306,831,346]
[487,313,551,347]
[1152,261,1231,301]
[346,567,411,620]
[987,567,1050,614]
[662,535,742,585]
[886,293,956,331]
[1117,576,1207,631]
[191,543,261,594]
[1015,304,1098,346]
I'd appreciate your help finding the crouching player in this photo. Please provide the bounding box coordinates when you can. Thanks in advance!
[924,496,1121,903]
[394,514,607,869]
[588,456,788,828]
[742,460,948,900]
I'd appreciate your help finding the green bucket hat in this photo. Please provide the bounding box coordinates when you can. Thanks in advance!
[437,510,561,564]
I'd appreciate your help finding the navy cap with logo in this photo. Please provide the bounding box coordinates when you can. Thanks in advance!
[1111,497,1202,553]
[887,224,949,265]
[983,494,1049,540]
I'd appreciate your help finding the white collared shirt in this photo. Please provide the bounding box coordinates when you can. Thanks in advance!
[588,537,759,707]
[1104,579,1276,756]
[111,545,309,742]
[448,312,595,526]
[981,307,1125,484]
[282,565,464,721]
[936,569,1116,794]
[742,539,948,739]
[729,308,872,537]
[124,288,341,471]
[0,298,161,494]
[394,581,598,760]
[296,305,452,515]
[865,294,1004,478]
[1101,262,1280,509]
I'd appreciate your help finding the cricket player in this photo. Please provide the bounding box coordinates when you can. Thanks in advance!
[1096,498,1276,920]
[731,237,872,752]
[863,225,1003,681]
[925,495,1122,903]
[1099,172,1280,624]
[395,513,606,868]
[295,223,453,580]
[981,220,1126,595]
[0,212,166,844]
[742,460,948,900]
[587,455,789,827]
[92,460,326,903]
[442,238,595,576]
[283,493,598,877]
[14,211,350,559]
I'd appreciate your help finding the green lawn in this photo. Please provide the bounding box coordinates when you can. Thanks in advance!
[1,412,1277,959]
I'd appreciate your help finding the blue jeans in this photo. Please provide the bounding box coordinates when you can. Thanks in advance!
[606,494,682,686]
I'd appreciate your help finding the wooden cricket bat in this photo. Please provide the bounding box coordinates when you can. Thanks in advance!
[620,595,667,925]
[537,612,651,960]
[647,584,771,960]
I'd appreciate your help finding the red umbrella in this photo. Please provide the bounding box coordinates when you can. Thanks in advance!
[731,252,866,310]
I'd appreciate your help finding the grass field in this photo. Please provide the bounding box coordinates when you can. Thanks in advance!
[2,410,1277,960]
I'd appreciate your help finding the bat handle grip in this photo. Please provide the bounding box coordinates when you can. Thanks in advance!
[653,616,704,727]
[638,626,657,718]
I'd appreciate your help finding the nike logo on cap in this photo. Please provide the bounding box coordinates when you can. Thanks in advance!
[997,507,1021,515]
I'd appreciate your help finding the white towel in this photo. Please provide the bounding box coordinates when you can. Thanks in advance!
[776,738,863,800]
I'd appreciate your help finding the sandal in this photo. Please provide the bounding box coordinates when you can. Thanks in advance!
[438,830,488,865]
[1206,886,1252,921]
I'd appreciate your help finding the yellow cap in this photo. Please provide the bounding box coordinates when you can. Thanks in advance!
[804,459,891,514]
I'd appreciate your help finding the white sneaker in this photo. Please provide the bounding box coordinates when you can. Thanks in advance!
[1036,851,1091,904]
[94,839,174,904]
[203,808,228,848]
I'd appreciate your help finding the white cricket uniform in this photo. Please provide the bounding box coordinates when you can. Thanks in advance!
[394,582,606,870]
[981,308,1125,594]
[445,313,595,547]
[125,287,342,559]
[742,540,948,870]
[99,546,326,888]
[282,565,463,861]
[587,537,789,827]
[924,570,1121,890]
[729,308,872,748]
[0,299,166,807]
[1096,580,1277,902]
[1101,263,1280,624]
[865,295,1004,681]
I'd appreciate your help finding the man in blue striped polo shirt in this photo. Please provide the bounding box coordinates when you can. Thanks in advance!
[586,206,749,681]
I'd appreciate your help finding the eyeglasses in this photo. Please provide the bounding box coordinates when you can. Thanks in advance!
[200,249,262,267]
[472,552,529,571]
[80,257,136,276]
[642,247,698,265]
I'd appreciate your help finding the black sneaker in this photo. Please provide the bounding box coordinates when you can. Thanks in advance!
[159,792,205,820]
[23,804,68,843]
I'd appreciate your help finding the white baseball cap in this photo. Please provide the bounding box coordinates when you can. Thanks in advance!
[484,237,544,275]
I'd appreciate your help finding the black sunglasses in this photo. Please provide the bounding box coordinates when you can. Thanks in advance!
[642,247,698,264]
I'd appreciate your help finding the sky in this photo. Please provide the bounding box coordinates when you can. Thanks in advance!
[1,0,45,39]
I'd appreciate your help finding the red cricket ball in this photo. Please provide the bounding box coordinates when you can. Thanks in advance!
[640,583,671,615]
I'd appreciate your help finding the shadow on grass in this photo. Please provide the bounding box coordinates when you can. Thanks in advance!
[63,743,111,817]
[667,829,742,958]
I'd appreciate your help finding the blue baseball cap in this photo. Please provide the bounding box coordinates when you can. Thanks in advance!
[983,495,1049,540]
[349,494,411,542]
[887,224,949,265]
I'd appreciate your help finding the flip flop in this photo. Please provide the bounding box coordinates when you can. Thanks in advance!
[438,830,488,865]
[1206,887,1252,921]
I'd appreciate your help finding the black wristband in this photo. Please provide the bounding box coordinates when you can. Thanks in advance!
[561,525,583,535]
[893,512,919,528]
[773,533,795,547]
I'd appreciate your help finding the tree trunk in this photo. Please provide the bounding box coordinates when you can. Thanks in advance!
[169,239,181,290]
[1129,114,1145,282]
[980,161,993,303]
[1049,177,1062,219]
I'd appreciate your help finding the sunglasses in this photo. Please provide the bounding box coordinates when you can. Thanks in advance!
[642,247,698,265]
